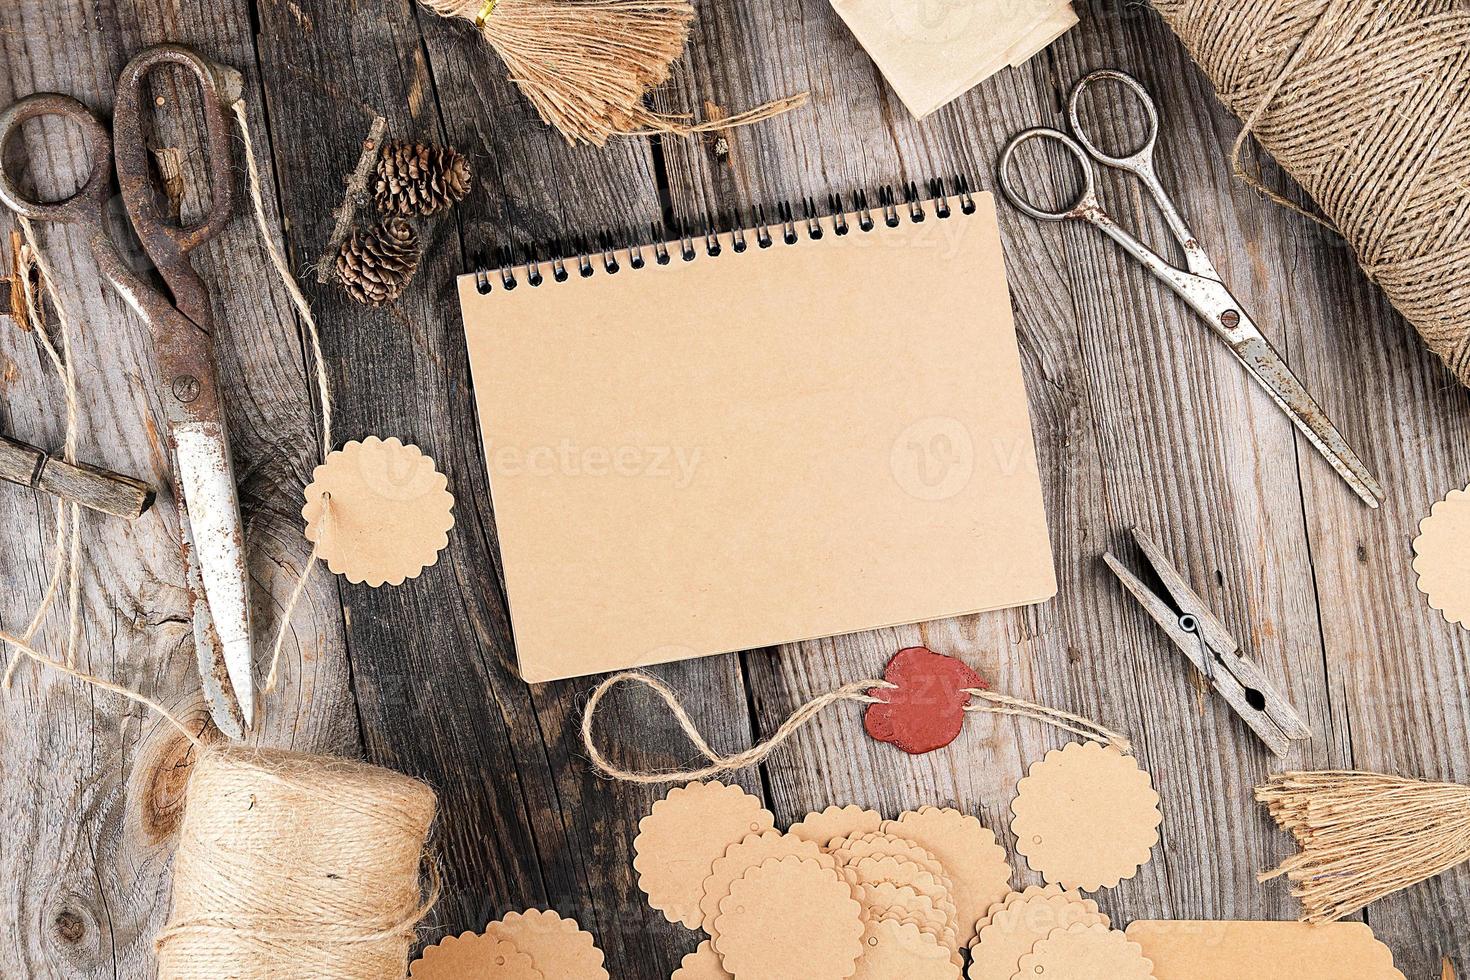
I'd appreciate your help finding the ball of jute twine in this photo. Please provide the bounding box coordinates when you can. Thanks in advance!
[155,745,439,980]
[1155,0,1470,385]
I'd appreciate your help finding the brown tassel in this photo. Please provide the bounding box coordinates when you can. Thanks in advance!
[1257,770,1470,922]
[418,0,807,146]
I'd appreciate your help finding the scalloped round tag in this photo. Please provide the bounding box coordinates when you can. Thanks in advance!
[1010,741,1161,891]
[302,436,455,587]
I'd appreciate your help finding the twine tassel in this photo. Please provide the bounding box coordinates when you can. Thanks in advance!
[1257,770,1470,921]
[420,0,807,145]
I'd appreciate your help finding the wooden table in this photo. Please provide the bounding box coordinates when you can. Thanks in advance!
[3,1,1468,976]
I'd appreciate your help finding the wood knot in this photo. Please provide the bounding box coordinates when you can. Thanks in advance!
[54,907,86,944]
[139,711,214,842]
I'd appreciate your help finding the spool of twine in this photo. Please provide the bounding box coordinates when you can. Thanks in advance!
[154,745,438,980]
[1155,0,1470,385]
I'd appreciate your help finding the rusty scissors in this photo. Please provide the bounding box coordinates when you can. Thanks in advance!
[0,45,254,737]
[998,69,1384,508]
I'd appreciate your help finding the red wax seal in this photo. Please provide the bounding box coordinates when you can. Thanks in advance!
[864,647,986,754]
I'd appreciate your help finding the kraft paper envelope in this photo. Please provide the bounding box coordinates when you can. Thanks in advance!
[458,193,1056,682]
[1125,921,1406,979]
[830,0,1074,118]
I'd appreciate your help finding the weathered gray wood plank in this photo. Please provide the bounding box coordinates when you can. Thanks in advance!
[0,1,356,976]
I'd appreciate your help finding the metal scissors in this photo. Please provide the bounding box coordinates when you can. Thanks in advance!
[998,68,1384,509]
[1104,526,1310,757]
[0,45,254,737]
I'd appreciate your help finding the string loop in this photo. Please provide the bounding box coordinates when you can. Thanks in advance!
[581,669,1133,783]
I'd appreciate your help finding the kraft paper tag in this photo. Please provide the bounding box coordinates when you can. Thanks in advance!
[842,854,957,925]
[700,830,835,938]
[713,855,865,980]
[1016,922,1154,980]
[789,804,882,846]
[1010,741,1161,891]
[831,830,947,879]
[302,436,455,587]
[671,940,733,980]
[967,892,1108,980]
[482,910,608,980]
[975,883,1065,932]
[882,807,1012,947]
[857,880,955,952]
[634,781,775,927]
[1124,921,1405,979]
[851,918,960,979]
[409,932,543,979]
[1413,484,1470,628]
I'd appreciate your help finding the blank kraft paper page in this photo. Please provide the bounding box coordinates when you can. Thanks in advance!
[459,192,1056,682]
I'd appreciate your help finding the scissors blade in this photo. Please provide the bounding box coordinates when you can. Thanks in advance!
[173,421,253,729]
[178,515,245,740]
[1226,326,1385,508]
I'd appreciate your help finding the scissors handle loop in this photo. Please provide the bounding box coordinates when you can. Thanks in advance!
[0,94,113,225]
[1066,68,1160,173]
[113,44,240,260]
[997,127,1100,223]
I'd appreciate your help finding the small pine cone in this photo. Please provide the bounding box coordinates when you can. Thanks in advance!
[335,218,421,307]
[373,140,472,217]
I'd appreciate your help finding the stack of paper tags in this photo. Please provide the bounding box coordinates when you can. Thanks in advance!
[408,909,609,980]
[830,0,1078,118]
[968,884,1153,979]
[638,784,1015,979]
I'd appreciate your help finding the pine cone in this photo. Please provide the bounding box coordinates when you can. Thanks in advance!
[335,218,421,307]
[373,140,472,217]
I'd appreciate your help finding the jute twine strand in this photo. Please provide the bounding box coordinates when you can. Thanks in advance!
[4,101,436,976]
[1154,0,1470,385]
[420,0,807,146]
[582,670,1132,783]
[1257,769,1470,922]
[963,689,1132,753]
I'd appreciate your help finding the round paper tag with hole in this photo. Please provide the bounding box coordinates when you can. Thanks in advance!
[409,932,543,979]
[483,910,608,980]
[1010,741,1161,891]
[967,892,1108,980]
[303,436,455,587]
[882,806,1011,947]
[714,855,865,980]
[851,918,960,979]
[701,830,834,938]
[1413,484,1470,628]
[634,781,775,928]
[1015,922,1154,980]
[482,910,608,980]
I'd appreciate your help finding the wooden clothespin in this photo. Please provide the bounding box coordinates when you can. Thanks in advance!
[0,434,154,520]
[1103,525,1310,757]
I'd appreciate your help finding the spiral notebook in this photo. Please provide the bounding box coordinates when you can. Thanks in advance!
[458,185,1056,683]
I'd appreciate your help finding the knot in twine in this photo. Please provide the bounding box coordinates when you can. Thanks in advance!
[1155,0,1470,385]
[154,745,439,980]
[581,670,1131,783]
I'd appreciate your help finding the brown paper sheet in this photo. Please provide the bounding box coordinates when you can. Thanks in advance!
[459,195,1056,682]
[1125,921,1406,979]
[829,0,1074,117]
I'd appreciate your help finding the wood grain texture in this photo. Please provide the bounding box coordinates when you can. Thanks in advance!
[1,0,1468,977]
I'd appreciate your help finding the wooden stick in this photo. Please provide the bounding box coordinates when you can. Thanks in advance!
[317,114,387,283]
[0,434,154,520]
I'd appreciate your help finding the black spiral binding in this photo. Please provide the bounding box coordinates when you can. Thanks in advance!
[473,176,977,295]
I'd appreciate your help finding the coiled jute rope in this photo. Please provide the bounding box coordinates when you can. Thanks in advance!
[1155,0,1470,385]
